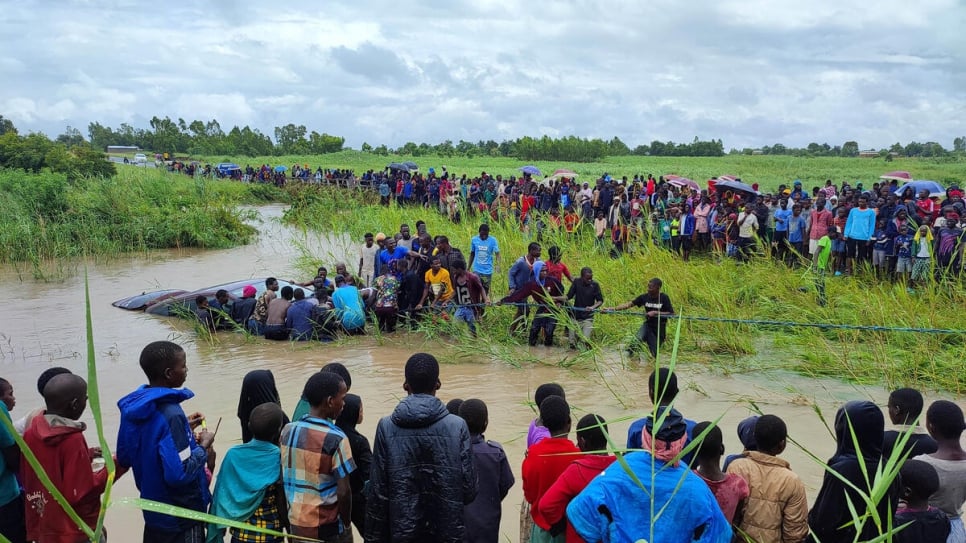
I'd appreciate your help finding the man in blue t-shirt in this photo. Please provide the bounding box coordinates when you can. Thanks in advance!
[0,378,26,543]
[773,198,793,262]
[844,196,877,273]
[468,223,500,293]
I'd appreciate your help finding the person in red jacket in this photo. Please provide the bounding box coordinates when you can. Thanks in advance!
[522,396,579,543]
[537,414,616,543]
[21,373,124,543]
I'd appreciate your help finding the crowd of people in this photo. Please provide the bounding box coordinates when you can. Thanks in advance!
[1,347,964,543]
[193,225,672,357]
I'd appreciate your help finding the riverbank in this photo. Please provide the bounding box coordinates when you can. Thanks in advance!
[284,188,966,393]
[0,167,286,276]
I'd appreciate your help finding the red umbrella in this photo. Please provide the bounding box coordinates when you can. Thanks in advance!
[718,175,739,183]
[550,168,578,179]
[880,171,912,181]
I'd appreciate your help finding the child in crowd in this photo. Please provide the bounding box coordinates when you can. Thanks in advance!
[722,415,758,471]
[895,224,914,287]
[521,383,566,543]
[291,362,352,422]
[460,399,515,543]
[12,367,72,435]
[117,340,215,543]
[692,421,749,525]
[894,459,951,543]
[626,369,697,464]
[727,414,808,543]
[915,400,966,541]
[446,398,464,416]
[872,218,889,278]
[537,414,616,543]
[522,396,579,543]
[911,224,934,289]
[208,402,287,543]
[335,393,372,535]
[883,387,937,463]
[281,371,355,542]
[0,377,25,543]
[21,373,120,543]
[809,401,893,543]
[831,208,848,275]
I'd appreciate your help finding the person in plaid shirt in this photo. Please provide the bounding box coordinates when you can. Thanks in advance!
[281,371,354,542]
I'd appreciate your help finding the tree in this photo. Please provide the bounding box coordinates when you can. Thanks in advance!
[841,141,859,157]
[273,124,308,154]
[954,137,966,153]
[361,142,373,153]
[55,126,85,148]
[0,115,17,136]
[607,136,630,156]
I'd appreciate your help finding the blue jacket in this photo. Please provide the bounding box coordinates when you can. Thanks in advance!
[508,256,539,292]
[285,299,316,340]
[117,386,210,533]
[566,451,731,543]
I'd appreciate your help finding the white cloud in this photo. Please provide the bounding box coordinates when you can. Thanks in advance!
[0,0,962,149]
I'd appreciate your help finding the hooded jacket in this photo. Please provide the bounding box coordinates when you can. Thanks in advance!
[365,394,477,543]
[335,394,372,535]
[808,401,897,543]
[116,386,210,533]
[22,413,108,543]
[237,370,289,444]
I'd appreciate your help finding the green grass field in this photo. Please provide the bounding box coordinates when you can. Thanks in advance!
[202,151,966,191]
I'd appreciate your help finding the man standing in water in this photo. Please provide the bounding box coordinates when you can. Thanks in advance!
[468,223,500,294]
[606,277,674,358]
[507,242,541,335]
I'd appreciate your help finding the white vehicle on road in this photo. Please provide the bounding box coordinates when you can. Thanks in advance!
[134,153,147,164]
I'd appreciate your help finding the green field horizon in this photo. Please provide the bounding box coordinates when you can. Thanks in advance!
[195,151,966,192]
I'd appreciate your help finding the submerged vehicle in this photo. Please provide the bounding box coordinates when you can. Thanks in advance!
[113,278,310,316]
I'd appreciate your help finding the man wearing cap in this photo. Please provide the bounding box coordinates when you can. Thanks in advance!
[566,406,731,542]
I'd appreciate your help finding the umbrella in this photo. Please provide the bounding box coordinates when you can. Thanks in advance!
[718,175,739,183]
[548,168,578,181]
[714,179,759,203]
[666,175,700,191]
[880,171,912,182]
[274,165,288,172]
[519,165,541,176]
[894,180,945,198]
[387,162,411,172]
[402,161,418,171]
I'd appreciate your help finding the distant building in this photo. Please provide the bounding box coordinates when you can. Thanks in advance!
[752,149,764,155]
[107,145,139,154]
[859,149,879,158]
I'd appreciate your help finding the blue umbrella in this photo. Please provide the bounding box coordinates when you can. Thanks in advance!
[895,180,945,198]
[402,161,419,170]
[519,165,541,176]
[274,165,288,172]
[388,162,411,172]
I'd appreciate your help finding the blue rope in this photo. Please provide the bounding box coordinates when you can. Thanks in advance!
[449,302,963,335]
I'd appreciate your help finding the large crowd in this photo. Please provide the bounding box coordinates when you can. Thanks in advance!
[2,346,964,543]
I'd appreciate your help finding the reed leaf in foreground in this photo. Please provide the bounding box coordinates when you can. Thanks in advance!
[84,269,115,540]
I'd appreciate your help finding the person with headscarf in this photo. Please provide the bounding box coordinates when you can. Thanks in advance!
[566,406,731,542]
[292,362,352,422]
[722,415,759,471]
[237,370,289,443]
[499,261,566,346]
[808,400,898,543]
[335,394,371,536]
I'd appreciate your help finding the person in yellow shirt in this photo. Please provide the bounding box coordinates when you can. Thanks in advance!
[416,256,454,310]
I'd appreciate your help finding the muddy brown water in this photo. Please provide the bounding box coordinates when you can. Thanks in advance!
[0,205,942,540]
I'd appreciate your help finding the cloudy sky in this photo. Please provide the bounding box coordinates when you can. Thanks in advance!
[2,0,964,150]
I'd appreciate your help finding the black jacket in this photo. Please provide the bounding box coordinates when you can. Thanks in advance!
[365,394,478,543]
[809,401,898,543]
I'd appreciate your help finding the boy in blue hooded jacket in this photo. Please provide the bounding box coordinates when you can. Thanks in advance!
[117,341,215,543]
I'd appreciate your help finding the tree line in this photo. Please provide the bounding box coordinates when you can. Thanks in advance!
[0,117,116,179]
[2,114,965,165]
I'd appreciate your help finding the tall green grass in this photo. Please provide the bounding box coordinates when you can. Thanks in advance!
[283,186,966,392]
[0,168,286,276]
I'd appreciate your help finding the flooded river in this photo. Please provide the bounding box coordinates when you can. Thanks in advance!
[0,205,926,540]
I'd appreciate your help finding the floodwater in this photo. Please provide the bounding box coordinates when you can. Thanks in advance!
[0,204,926,541]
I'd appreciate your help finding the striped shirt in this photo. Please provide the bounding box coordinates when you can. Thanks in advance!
[281,416,355,538]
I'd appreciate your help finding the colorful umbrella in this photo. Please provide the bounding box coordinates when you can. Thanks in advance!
[519,165,542,176]
[549,168,578,180]
[880,171,912,182]
[274,165,288,172]
[894,180,945,198]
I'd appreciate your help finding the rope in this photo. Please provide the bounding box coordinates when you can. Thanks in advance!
[439,302,964,335]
